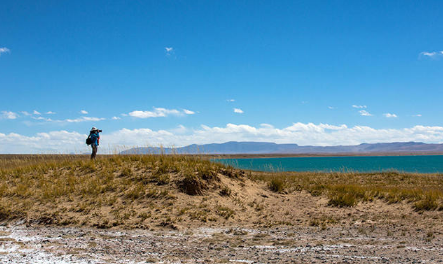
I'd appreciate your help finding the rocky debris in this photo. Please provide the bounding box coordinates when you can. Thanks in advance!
[0,225,441,263]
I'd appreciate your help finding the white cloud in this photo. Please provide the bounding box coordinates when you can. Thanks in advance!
[260,123,274,128]
[234,108,244,114]
[65,117,105,123]
[3,123,443,153]
[183,109,195,115]
[359,110,372,116]
[21,111,31,116]
[0,130,87,154]
[420,51,443,58]
[46,111,56,114]
[0,47,10,55]
[227,99,235,102]
[112,116,121,120]
[165,47,174,56]
[172,125,188,134]
[80,110,88,114]
[413,114,422,117]
[352,105,367,109]
[105,123,443,148]
[33,110,41,115]
[1,111,18,120]
[27,116,105,123]
[384,113,398,118]
[128,108,191,118]
[328,106,335,110]
[32,116,53,121]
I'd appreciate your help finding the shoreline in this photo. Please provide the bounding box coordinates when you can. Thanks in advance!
[209,152,443,159]
[2,151,443,159]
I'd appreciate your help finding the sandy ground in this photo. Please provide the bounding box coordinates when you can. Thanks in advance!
[2,157,443,263]
[1,223,443,264]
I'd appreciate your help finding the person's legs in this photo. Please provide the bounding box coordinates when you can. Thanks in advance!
[91,145,97,159]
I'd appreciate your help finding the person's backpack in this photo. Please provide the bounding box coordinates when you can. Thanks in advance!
[86,135,92,145]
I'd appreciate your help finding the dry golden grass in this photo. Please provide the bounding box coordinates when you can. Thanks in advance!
[249,170,443,209]
[1,154,443,229]
[0,154,244,228]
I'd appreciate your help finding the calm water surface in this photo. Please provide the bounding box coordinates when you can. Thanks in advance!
[214,155,443,173]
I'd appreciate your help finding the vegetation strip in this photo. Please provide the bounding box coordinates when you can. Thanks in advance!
[0,155,442,229]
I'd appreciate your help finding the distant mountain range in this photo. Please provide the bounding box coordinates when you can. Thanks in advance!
[120,141,443,155]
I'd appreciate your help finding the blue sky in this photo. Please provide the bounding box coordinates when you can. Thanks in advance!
[1,0,443,153]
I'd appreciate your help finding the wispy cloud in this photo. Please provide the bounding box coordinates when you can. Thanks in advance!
[66,117,105,123]
[384,113,398,118]
[21,110,51,116]
[112,116,121,120]
[234,108,244,114]
[413,114,422,117]
[29,116,105,123]
[128,108,193,118]
[1,111,18,120]
[420,51,443,59]
[227,99,235,102]
[32,116,53,121]
[352,105,367,109]
[328,106,335,110]
[80,110,88,114]
[0,47,10,56]
[183,109,195,115]
[359,110,372,116]
[165,47,174,56]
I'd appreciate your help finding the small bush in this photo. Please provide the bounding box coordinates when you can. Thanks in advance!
[216,206,235,219]
[269,178,284,193]
[0,205,15,221]
[197,165,219,182]
[81,162,96,173]
[120,167,133,177]
[178,173,207,195]
[309,185,325,196]
[328,193,357,207]
[125,185,145,199]
[414,195,439,211]
[151,173,170,185]
[219,186,232,196]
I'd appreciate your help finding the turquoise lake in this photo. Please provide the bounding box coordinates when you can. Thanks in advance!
[214,155,443,173]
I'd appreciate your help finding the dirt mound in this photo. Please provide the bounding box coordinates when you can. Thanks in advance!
[0,155,285,229]
[1,155,442,234]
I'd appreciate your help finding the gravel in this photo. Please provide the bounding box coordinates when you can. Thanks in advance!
[0,224,441,263]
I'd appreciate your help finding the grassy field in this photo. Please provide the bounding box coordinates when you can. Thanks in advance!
[1,154,442,229]
[250,170,443,210]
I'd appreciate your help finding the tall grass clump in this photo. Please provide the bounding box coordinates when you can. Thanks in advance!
[328,193,357,207]
[269,178,285,193]
[414,193,440,211]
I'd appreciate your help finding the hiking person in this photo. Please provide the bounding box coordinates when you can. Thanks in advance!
[88,127,101,159]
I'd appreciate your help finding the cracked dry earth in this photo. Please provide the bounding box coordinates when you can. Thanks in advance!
[1,225,442,263]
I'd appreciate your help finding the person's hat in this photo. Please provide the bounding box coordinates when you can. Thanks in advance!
[91,127,98,131]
